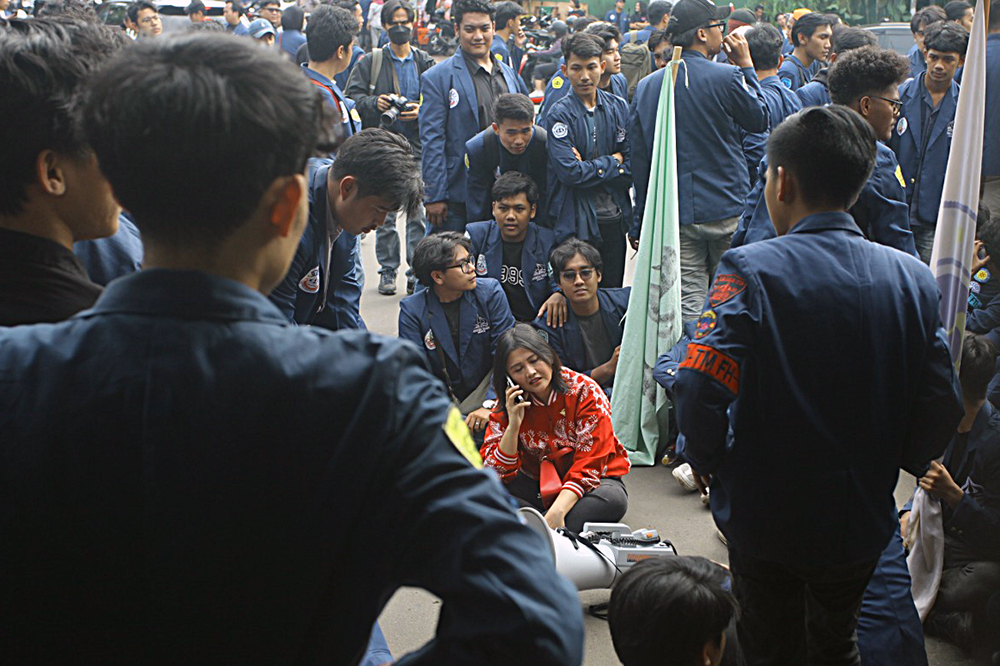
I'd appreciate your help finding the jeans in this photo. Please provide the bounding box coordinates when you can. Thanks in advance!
[505,473,627,533]
[596,219,626,289]
[935,537,1000,614]
[912,224,935,265]
[728,548,878,666]
[376,205,426,277]
[680,217,738,322]
[358,622,392,666]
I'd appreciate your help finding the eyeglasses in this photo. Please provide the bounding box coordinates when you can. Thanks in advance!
[869,95,903,115]
[706,21,726,32]
[444,257,476,274]
[559,267,596,282]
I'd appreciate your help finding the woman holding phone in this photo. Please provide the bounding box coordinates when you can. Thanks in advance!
[481,324,630,531]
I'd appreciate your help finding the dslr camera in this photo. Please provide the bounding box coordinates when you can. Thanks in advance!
[380,94,415,126]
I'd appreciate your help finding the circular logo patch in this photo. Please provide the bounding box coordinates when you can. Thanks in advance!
[551,122,569,139]
[448,88,459,109]
[476,254,488,276]
[424,329,437,350]
[976,268,991,282]
[552,76,564,90]
[896,117,908,135]
[694,309,717,339]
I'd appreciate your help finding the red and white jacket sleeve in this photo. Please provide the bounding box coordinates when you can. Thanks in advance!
[480,412,519,482]
[561,385,623,498]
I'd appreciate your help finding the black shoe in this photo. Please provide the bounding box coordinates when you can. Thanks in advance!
[406,274,416,295]
[925,610,976,652]
[378,269,397,296]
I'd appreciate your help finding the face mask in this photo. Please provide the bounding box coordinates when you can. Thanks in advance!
[387,25,411,45]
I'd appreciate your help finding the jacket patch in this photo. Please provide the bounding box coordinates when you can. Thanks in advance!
[476,254,488,276]
[895,164,906,189]
[472,315,490,334]
[708,274,746,306]
[552,75,564,89]
[679,343,740,394]
[449,88,459,108]
[424,329,437,350]
[299,266,321,293]
[444,406,483,468]
[532,263,548,282]
[552,122,569,139]
[896,117,908,135]
[695,310,717,338]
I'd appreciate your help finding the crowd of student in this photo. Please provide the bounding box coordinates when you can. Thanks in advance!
[1,0,1000,665]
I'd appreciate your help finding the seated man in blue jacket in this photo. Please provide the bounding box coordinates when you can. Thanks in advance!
[795,27,877,108]
[675,105,962,665]
[629,0,769,321]
[535,239,629,394]
[465,93,549,226]
[889,20,967,264]
[901,334,1000,655]
[544,33,633,288]
[269,129,422,330]
[731,46,917,257]
[0,32,584,666]
[399,232,515,435]
[465,172,565,324]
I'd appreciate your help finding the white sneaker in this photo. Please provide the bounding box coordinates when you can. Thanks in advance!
[672,463,699,492]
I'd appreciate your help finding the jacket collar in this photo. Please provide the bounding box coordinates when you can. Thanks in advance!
[786,211,864,237]
[85,269,289,324]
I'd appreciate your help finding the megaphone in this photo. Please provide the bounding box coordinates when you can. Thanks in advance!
[518,507,677,591]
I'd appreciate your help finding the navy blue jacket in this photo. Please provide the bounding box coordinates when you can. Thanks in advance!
[984,34,1000,177]
[777,53,813,91]
[674,211,962,566]
[908,43,926,80]
[731,143,918,257]
[269,159,364,330]
[419,53,529,205]
[490,35,523,70]
[759,74,803,127]
[889,73,959,229]
[795,70,830,108]
[303,65,361,139]
[533,287,630,389]
[0,269,583,666]
[464,125,549,226]
[333,44,365,91]
[465,221,557,316]
[604,10,630,34]
[73,212,144,286]
[629,51,769,236]
[543,89,633,243]
[538,69,628,122]
[398,278,515,401]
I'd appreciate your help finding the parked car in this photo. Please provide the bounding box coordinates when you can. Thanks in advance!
[863,22,914,55]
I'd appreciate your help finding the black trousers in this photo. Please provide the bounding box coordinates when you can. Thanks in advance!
[596,220,626,289]
[728,548,878,666]
[506,473,627,533]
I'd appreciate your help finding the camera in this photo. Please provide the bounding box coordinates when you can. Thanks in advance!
[380,94,414,126]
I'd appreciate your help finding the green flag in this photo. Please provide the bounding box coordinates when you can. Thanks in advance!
[610,63,683,466]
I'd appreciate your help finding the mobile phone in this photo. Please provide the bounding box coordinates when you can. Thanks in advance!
[507,375,526,404]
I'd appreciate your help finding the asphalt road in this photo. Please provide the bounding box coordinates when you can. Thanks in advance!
[352,230,977,666]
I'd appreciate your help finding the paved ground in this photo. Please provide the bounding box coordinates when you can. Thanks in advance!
[353,231,977,665]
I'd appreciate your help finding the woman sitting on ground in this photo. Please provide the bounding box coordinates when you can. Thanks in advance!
[481,324,630,531]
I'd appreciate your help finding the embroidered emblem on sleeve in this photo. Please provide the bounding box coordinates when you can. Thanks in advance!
[707,274,746,306]
[443,406,482,468]
[694,310,717,339]
[679,343,741,394]
[552,122,569,139]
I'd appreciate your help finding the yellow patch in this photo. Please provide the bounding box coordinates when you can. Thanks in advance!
[444,406,482,468]
[495,52,503,62]
[895,165,906,188]
[464,153,470,169]
[350,108,361,123]
[552,76,564,90]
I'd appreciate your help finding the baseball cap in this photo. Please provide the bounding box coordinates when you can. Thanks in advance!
[249,18,276,39]
[729,8,757,26]
[667,0,731,35]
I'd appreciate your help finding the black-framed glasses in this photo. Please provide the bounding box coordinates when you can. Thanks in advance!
[706,21,726,31]
[869,95,903,114]
[444,257,476,273]
[560,267,596,282]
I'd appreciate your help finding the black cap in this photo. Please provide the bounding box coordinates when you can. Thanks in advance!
[666,0,731,34]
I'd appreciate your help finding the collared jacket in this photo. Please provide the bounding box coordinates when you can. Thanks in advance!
[302,65,361,139]
[889,73,959,228]
[675,211,963,567]
[629,51,769,236]
[731,143,918,257]
[983,34,1000,177]
[74,211,144,286]
[419,52,529,205]
[333,44,365,91]
[908,43,926,80]
[490,35,523,70]
[777,53,813,90]
[398,277,515,401]
[795,67,830,108]
[543,89,632,243]
[0,269,584,665]
[465,221,557,315]
[759,74,803,127]
[533,287,630,390]
[269,159,364,330]
[464,125,550,226]
[538,69,628,122]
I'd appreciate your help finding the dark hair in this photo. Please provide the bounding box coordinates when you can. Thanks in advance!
[494,1,524,29]
[332,0,360,13]
[570,15,598,32]
[226,1,247,16]
[647,0,671,26]
[258,0,280,8]
[412,232,472,287]
[944,0,972,22]
[83,33,334,247]
[830,26,877,56]
[647,27,668,52]
[960,334,997,402]
[745,21,783,71]
[609,556,739,666]
[0,18,123,216]
[452,0,494,26]
[126,0,157,23]
[766,106,876,210]
[306,5,356,62]
[493,92,534,123]
[37,0,100,20]
[185,0,205,15]
[827,46,908,106]
[667,23,700,48]
[562,31,604,62]
[190,19,225,31]
[492,324,568,414]
[492,171,539,206]
[911,5,947,33]
[281,5,304,30]
[584,20,622,48]
[381,0,414,26]
[791,12,832,47]
[331,128,422,217]
[977,212,1000,259]
[923,20,969,56]
[549,237,603,275]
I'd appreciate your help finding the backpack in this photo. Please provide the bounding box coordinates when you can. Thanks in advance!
[619,31,652,100]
